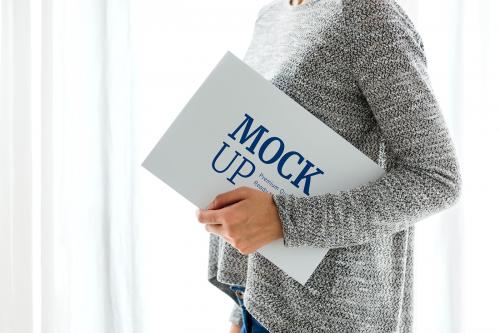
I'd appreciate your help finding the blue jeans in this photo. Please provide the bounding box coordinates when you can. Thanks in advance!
[229,284,270,333]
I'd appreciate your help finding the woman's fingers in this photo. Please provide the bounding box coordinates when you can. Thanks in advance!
[196,207,224,224]
[206,186,251,210]
[204,223,224,237]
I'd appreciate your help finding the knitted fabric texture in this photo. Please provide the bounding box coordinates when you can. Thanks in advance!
[207,0,462,331]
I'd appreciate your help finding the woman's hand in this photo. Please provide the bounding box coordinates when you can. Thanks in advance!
[229,323,241,333]
[196,186,284,255]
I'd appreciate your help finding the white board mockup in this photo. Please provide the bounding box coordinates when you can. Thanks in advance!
[141,50,385,285]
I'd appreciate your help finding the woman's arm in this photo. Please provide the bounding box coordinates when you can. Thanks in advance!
[271,0,462,249]
[229,323,241,333]
[229,302,243,328]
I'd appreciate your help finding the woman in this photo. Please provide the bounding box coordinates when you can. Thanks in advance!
[197,0,462,332]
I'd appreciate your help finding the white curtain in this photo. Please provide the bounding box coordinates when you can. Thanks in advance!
[1,0,140,332]
[1,0,499,332]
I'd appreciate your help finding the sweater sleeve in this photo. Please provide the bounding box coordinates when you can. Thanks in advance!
[270,0,462,249]
[229,302,243,327]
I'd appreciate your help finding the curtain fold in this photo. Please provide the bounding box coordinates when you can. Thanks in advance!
[41,0,139,332]
[2,0,139,332]
[1,0,33,332]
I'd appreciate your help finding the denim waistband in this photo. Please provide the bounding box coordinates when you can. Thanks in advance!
[229,284,245,299]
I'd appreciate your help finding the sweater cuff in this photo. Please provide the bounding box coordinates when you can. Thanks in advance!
[272,193,304,248]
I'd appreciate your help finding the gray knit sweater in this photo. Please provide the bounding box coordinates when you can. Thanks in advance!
[207,0,462,332]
